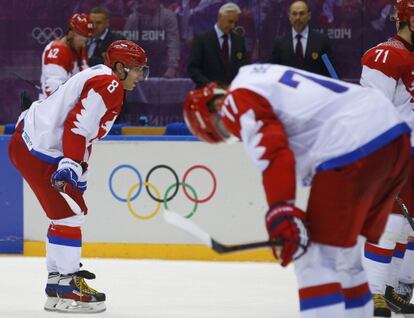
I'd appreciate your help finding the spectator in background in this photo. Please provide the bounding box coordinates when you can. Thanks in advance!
[39,13,93,100]
[269,0,334,77]
[88,6,125,66]
[124,0,180,78]
[187,2,248,88]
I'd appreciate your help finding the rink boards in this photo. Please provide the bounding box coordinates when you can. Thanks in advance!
[0,135,310,261]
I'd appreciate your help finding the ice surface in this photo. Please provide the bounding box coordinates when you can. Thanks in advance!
[0,257,299,318]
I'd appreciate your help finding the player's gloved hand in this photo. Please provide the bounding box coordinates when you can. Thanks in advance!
[265,203,309,267]
[77,162,88,193]
[51,158,82,193]
[77,170,88,193]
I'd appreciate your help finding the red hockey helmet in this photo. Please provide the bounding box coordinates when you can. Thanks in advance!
[183,83,228,143]
[396,0,414,21]
[69,13,94,37]
[105,40,148,69]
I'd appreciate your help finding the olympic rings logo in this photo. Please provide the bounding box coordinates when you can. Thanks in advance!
[32,27,63,45]
[109,164,217,221]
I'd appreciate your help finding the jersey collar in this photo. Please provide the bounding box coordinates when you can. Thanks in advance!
[394,35,413,51]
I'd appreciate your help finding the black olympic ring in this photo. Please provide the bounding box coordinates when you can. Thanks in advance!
[145,165,179,203]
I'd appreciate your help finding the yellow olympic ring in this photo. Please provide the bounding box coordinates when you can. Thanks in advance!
[127,182,161,220]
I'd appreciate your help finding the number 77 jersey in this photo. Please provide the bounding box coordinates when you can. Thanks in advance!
[361,36,414,149]
[221,64,410,193]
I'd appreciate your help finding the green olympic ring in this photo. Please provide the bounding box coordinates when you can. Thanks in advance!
[163,182,198,219]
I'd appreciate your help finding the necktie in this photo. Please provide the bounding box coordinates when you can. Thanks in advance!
[221,34,230,77]
[295,34,304,66]
[93,38,101,56]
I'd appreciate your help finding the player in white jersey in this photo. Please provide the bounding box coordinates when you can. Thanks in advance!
[8,40,148,313]
[360,1,414,316]
[39,13,93,100]
[183,64,411,318]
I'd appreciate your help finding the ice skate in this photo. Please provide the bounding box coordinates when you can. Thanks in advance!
[385,285,414,315]
[44,272,60,311]
[396,282,414,303]
[55,269,106,313]
[372,293,391,317]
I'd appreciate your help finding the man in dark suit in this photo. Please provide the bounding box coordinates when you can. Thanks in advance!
[269,0,334,77]
[87,6,125,66]
[187,2,248,88]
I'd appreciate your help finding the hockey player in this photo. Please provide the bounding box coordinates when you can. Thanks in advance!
[39,13,93,100]
[183,64,411,318]
[8,40,148,313]
[360,1,414,316]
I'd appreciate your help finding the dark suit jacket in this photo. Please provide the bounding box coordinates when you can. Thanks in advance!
[269,29,334,77]
[88,29,126,66]
[187,29,248,88]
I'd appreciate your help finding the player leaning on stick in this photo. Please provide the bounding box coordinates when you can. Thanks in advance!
[183,64,412,318]
[8,40,148,313]
[39,13,93,100]
[360,1,414,317]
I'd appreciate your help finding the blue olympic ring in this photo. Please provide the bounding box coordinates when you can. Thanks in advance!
[109,164,143,202]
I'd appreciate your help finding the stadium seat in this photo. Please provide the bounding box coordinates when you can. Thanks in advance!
[165,122,191,135]
[4,123,16,135]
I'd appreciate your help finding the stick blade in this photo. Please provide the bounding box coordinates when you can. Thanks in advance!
[163,209,213,247]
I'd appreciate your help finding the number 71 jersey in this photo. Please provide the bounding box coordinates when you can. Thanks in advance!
[223,64,410,187]
[360,36,414,147]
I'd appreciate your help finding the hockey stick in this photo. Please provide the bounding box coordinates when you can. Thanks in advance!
[395,195,414,231]
[163,209,283,254]
[10,71,41,90]
[321,53,339,80]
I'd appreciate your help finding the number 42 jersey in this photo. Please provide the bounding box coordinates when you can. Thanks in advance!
[221,64,410,202]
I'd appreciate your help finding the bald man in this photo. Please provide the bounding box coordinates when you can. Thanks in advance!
[269,0,334,77]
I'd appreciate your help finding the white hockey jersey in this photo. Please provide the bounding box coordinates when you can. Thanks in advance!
[39,39,89,100]
[360,36,414,148]
[221,64,410,205]
[19,64,124,164]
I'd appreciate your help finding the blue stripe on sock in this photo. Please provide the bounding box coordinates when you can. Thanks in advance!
[364,250,392,263]
[47,234,81,247]
[345,291,372,309]
[407,242,414,251]
[300,293,344,311]
[393,250,405,259]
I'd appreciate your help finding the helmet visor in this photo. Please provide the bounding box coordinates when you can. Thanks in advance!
[125,65,150,80]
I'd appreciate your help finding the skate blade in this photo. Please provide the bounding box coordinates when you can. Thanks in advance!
[55,299,106,313]
[44,297,58,311]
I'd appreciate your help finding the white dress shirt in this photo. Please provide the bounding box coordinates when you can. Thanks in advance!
[214,24,231,59]
[87,28,109,58]
[292,26,309,55]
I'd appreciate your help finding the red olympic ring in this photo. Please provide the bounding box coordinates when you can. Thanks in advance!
[182,165,217,203]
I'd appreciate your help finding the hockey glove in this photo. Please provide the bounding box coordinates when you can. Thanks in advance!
[265,204,309,267]
[77,162,88,193]
[51,158,82,193]
[77,170,88,193]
